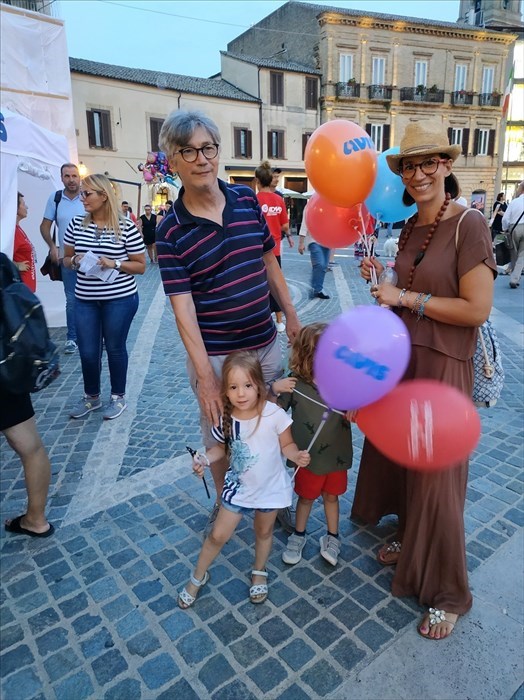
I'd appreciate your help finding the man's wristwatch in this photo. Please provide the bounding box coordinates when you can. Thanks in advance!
[114,260,122,270]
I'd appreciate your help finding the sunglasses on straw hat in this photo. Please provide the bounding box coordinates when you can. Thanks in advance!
[386,122,461,175]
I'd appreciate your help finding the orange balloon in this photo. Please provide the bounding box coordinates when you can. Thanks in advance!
[305,194,362,248]
[305,120,378,208]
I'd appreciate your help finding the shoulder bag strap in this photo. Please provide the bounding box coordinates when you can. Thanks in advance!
[51,190,62,245]
[509,209,524,235]
[454,208,492,369]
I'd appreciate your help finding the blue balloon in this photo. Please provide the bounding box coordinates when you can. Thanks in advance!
[365,147,417,224]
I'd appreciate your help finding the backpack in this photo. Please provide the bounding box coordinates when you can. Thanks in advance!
[0,253,60,394]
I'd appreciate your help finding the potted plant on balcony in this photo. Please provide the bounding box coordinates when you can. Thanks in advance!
[416,84,426,95]
[429,84,439,93]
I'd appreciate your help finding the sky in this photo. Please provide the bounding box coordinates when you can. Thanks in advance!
[59,0,461,78]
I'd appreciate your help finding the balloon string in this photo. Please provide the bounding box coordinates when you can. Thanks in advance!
[292,410,329,481]
[357,219,378,286]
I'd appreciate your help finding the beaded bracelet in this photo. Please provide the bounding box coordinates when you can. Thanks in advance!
[397,288,407,308]
[418,293,432,319]
[411,292,424,316]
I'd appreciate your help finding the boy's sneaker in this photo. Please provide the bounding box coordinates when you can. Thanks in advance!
[103,395,127,420]
[319,535,340,566]
[282,533,306,565]
[70,396,101,419]
[64,340,77,354]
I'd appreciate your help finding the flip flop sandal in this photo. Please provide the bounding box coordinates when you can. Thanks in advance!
[418,608,457,640]
[4,514,54,538]
[249,569,268,604]
[377,540,401,565]
[178,571,209,609]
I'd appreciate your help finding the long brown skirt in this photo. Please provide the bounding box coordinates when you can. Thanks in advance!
[351,345,473,614]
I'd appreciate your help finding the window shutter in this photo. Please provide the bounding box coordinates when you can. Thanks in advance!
[365,123,372,136]
[234,128,241,158]
[246,130,252,159]
[101,111,112,149]
[462,128,470,155]
[473,129,480,155]
[267,131,272,158]
[302,133,309,159]
[278,131,285,158]
[86,110,95,147]
[447,127,453,143]
[488,129,495,156]
[383,125,391,151]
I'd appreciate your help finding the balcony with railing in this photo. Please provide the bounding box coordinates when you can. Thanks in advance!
[368,85,393,101]
[399,87,445,104]
[478,92,502,107]
[336,82,361,99]
[451,91,474,106]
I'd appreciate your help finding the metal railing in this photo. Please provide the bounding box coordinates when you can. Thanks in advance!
[336,82,361,98]
[478,92,501,107]
[451,91,474,106]
[368,85,393,100]
[399,87,445,103]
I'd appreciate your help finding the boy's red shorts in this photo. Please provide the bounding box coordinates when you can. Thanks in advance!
[294,469,348,499]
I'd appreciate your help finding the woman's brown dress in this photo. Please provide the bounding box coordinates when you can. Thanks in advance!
[351,210,497,614]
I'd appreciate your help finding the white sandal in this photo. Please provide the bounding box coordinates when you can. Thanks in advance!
[418,608,457,640]
[178,571,209,609]
[377,540,401,565]
[249,569,268,604]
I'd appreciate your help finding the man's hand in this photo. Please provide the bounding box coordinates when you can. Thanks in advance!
[50,244,60,265]
[285,310,301,345]
[298,238,305,255]
[197,370,223,427]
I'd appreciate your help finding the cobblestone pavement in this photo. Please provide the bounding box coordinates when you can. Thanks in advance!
[1,245,523,700]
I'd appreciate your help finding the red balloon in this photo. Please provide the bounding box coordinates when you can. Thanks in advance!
[356,380,481,471]
[305,194,362,248]
[305,120,377,208]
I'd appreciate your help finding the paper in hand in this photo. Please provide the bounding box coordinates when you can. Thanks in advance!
[79,250,119,284]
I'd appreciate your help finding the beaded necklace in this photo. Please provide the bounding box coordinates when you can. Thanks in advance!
[397,193,451,290]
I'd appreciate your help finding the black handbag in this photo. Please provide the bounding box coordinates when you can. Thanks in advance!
[40,254,62,281]
[495,239,511,266]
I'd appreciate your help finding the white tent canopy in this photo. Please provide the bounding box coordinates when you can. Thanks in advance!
[0,108,69,325]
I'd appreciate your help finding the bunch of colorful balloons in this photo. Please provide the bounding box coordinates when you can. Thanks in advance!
[138,152,176,184]
[305,119,481,471]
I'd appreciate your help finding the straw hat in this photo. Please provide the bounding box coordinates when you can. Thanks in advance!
[386,121,461,174]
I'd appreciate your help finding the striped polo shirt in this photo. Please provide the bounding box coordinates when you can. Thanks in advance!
[64,216,145,301]
[156,180,277,355]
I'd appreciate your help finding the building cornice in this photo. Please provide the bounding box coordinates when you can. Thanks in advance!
[319,15,517,45]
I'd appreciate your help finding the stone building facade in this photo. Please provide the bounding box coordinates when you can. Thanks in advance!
[227,1,517,208]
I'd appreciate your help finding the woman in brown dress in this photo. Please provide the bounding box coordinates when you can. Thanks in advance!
[352,121,496,640]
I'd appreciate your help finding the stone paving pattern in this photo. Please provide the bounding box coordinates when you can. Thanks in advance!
[1,246,523,699]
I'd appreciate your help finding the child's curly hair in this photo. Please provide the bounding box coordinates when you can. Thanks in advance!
[220,351,266,455]
[289,322,327,384]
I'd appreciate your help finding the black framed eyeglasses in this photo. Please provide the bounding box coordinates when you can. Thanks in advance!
[174,144,219,163]
[79,190,100,199]
[398,158,449,179]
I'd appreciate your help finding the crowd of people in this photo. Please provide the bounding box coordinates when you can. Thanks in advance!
[1,108,520,644]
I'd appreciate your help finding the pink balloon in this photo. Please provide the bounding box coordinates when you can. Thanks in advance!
[305,194,362,248]
[313,306,411,411]
[357,379,481,470]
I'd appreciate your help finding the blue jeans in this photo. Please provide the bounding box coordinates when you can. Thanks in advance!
[308,242,330,294]
[75,293,139,396]
[61,264,77,341]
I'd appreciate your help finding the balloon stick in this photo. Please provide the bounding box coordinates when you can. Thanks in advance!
[292,410,329,480]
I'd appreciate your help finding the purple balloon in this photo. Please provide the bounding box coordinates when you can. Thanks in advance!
[313,306,411,410]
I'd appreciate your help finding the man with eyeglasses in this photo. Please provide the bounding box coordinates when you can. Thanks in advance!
[40,163,85,353]
[156,110,301,534]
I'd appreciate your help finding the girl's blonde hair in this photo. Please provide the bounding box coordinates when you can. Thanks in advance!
[254,160,273,188]
[81,174,125,239]
[220,351,266,455]
[289,322,327,384]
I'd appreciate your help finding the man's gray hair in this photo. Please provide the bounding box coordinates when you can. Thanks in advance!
[159,110,221,160]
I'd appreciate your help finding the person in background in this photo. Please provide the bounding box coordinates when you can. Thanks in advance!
[490,192,507,243]
[502,181,524,289]
[270,168,282,194]
[63,174,146,420]
[121,201,138,225]
[139,204,158,264]
[255,161,293,333]
[298,204,330,299]
[40,163,84,354]
[354,121,495,640]
[13,193,36,292]
[1,253,54,538]
[156,110,300,535]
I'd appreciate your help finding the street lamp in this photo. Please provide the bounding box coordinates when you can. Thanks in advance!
[78,162,88,177]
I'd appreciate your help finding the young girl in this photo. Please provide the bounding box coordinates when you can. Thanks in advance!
[273,323,353,567]
[179,351,310,610]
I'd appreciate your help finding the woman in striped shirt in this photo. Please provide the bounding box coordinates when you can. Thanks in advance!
[63,174,146,420]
